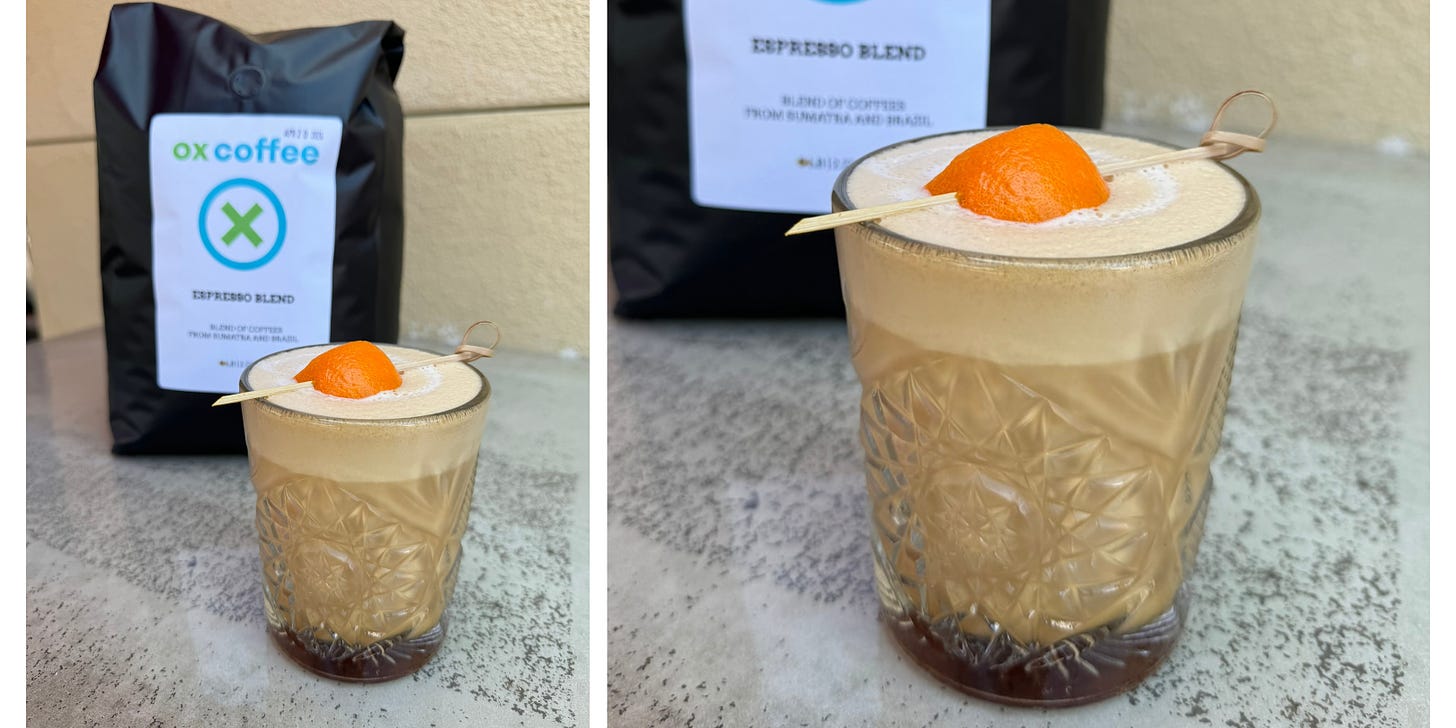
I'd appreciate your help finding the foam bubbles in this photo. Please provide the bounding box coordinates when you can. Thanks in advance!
[245,344,483,420]
[845,130,1245,258]
[1043,164,1178,229]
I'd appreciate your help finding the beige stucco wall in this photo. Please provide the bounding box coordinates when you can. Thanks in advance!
[1106,0,1428,154]
[26,0,588,355]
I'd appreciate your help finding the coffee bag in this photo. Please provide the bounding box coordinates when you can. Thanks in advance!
[94,3,406,453]
[609,0,1108,317]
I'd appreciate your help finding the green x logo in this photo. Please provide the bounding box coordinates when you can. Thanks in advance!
[220,202,264,247]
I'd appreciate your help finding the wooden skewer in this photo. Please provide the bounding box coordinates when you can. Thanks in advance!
[213,380,314,405]
[785,89,1276,237]
[1095,143,1229,176]
[785,192,958,236]
[210,350,487,407]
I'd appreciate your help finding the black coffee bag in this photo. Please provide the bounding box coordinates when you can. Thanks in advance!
[94,3,406,454]
[609,0,1109,317]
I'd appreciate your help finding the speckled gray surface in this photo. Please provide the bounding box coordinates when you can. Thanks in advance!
[28,332,588,727]
[607,131,1429,726]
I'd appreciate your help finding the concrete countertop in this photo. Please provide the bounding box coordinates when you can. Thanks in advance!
[607,130,1429,726]
[27,330,588,727]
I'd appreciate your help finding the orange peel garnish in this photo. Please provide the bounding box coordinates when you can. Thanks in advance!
[294,341,402,399]
[926,124,1109,223]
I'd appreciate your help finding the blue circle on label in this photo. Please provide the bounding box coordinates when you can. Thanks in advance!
[197,178,287,271]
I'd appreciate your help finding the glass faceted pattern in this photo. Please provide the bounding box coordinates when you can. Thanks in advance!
[254,460,477,669]
[861,333,1236,700]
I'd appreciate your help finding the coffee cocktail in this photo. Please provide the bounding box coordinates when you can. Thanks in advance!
[834,129,1258,705]
[240,343,490,682]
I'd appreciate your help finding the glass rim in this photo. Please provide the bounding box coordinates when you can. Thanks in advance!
[830,127,1261,269]
[238,342,491,426]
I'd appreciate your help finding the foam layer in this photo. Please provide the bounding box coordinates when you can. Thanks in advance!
[244,343,483,420]
[240,343,490,483]
[834,129,1259,366]
[845,129,1246,258]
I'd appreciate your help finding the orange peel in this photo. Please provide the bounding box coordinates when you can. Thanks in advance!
[294,341,403,399]
[926,124,1108,223]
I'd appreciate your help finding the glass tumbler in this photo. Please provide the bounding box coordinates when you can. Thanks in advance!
[239,347,490,682]
[832,132,1258,706]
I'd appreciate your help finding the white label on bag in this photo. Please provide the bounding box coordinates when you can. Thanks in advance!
[683,0,991,215]
[149,113,342,393]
